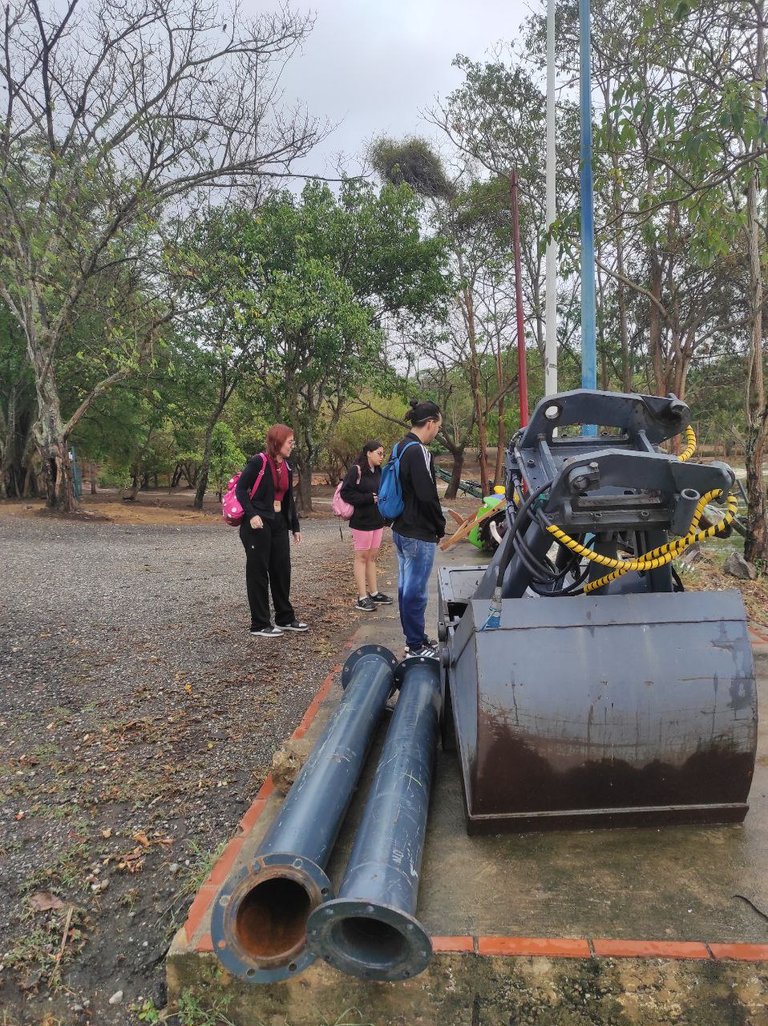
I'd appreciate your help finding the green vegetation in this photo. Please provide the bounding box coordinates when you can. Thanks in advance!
[0,0,765,557]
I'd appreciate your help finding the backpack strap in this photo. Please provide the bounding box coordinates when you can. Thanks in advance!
[250,453,267,498]
[393,440,419,463]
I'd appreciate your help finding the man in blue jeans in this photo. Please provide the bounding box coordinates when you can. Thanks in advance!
[391,400,446,658]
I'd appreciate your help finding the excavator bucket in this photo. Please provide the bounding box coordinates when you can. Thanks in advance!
[439,389,758,834]
[444,588,756,833]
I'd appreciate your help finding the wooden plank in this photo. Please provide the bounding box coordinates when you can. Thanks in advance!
[440,500,506,552]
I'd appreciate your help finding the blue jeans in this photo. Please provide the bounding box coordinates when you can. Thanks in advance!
[393,531,437,650]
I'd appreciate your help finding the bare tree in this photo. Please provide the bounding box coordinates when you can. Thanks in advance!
[0,0,320,509]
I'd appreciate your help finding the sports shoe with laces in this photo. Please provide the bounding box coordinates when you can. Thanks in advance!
[368,591,393,605]
[354,596,376,612]
[250,625,284,637]
[280,620,309,632]
[407,642,438,659]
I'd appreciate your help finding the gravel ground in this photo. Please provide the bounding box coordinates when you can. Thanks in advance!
[0,508,374,1025]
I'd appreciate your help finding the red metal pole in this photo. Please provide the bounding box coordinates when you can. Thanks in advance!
[510,170,529,427]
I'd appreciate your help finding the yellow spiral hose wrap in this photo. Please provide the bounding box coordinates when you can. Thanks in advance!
[543,489,737,595]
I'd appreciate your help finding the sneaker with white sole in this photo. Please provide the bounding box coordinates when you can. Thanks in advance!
[406,642,438,659]
[280,620,309,632]
[368,591,393,605]
[250,625,284,638]
[354,596,376,612]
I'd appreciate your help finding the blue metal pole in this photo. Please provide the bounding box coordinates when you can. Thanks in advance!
[306,657,442,981]
[579,0,597,396]
[211,645,397,983]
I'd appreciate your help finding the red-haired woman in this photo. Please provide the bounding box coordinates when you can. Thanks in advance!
[235,424,309,638]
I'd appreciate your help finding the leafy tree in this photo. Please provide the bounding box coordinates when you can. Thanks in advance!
[191,181,449,509]
[596,0,767,558]
[372,138,522,493]
[0,0,320,511]
[208,423,246,499]
[0,303,36,497]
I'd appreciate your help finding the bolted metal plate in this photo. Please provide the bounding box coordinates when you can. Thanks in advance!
[210,852,331,983]
[341,644,398,691]
[306,898,433,982]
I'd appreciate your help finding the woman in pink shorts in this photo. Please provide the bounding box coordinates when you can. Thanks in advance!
[339,440,393,612]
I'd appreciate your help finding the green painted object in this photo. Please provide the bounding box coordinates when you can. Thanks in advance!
[467,493,505,549]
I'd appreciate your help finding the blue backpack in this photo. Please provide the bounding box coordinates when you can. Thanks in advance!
[377,440,419,520]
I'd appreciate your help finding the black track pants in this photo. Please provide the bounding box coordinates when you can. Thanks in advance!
[239,517,295,630]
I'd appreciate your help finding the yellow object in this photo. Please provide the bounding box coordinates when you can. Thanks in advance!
[493,485,506,495]
[544,488,737,594]
[678,425,696,463]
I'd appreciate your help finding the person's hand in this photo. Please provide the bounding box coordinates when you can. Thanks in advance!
[250,515,263,529]
[292,531,302,544]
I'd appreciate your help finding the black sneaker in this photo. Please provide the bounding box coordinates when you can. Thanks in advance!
[368,591,393,605]
[250,625,284,637]
[280,620,309,632]
[354,596,377,612]
[409,643,438,659]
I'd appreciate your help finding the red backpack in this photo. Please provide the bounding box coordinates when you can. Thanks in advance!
[222,454,267,527]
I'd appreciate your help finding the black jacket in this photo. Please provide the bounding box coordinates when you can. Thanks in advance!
[340,462,384,531]
[391,432,446,543]
[235,454,300,533]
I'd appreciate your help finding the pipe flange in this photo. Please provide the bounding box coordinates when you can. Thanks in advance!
[341,644,398,691]
[393,653,440,688]
[210,852,332,983]
[306,898,433,982]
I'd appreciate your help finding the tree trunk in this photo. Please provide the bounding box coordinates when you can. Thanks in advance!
[494,399,505,486]
[648,249,665,396]
[744,164,768,561]
[463,287,490,496]
[34,403,75,512]
[743,0,768,563]
[443,448,466,500]
[293,452,313,512]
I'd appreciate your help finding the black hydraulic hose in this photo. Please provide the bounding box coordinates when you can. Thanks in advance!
[493,479,554,592]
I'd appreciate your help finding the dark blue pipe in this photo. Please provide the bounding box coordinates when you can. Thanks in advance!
[211,645,397,983]
[306,656,442,981]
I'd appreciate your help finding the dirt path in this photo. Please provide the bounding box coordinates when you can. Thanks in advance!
[0,501,388,1025]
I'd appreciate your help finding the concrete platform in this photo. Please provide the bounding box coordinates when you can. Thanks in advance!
[169,543,768,1024]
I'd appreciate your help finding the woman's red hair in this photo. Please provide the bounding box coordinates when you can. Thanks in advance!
[266,424,294,457]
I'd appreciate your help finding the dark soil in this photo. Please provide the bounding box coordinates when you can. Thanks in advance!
[0,490,385,1026]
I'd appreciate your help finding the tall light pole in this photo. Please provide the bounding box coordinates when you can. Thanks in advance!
[579,0,597,394]
[544,0,558,397]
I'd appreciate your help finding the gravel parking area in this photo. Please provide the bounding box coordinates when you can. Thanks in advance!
[0,507,380,1025]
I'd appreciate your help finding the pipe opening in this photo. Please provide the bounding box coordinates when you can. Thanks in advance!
[234,877,311,962]
[330,917,408,970]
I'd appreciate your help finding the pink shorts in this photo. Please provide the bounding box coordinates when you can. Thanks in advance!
[351,527,384,552]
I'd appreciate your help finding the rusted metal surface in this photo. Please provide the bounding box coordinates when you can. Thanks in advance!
[447,593,757,833]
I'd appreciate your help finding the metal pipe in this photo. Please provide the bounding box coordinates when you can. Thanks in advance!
[211,645,398,983]
[579,0,597,394]
[510,170,530,426]
[307,656,441,981]
[545,0,558,396]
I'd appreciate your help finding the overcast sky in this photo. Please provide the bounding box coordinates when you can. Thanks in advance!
[274,0,532,178]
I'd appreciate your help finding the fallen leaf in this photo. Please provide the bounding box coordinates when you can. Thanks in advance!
[133,831,150,847]
[29,891,66,913]
[101,827,113,839]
